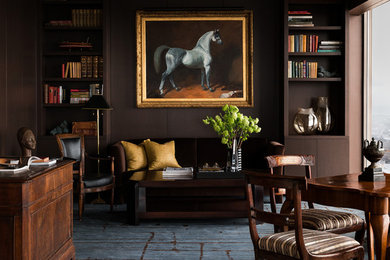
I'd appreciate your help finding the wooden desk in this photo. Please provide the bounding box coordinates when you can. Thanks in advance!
[0,159,75,260]
[127,171,247,225]
[303,173,390,260]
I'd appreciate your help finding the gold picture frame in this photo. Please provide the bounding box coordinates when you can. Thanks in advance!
[136,10,253,108]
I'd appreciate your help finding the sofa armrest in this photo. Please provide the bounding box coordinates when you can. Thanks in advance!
[109,142,126,175]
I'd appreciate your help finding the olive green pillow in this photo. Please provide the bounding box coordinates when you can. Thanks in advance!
[121,141,148,171]
[143,140,181,170]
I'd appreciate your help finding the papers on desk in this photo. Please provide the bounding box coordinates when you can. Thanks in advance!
[0,156,57,174]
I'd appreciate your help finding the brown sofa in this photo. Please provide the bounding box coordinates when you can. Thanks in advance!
[109,138,284,223]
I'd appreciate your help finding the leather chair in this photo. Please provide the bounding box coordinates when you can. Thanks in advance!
[243,170,364,259]
[266,155,366,244]
[56,133,115,220]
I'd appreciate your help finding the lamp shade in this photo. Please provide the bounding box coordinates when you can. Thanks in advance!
[83,95,113,110]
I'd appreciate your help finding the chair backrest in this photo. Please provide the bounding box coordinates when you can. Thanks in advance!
[244,170,309,258]
[266,155,315,179]
[56,133,85,162]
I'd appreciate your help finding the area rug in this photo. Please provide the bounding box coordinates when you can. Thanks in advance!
[73,204,366,260]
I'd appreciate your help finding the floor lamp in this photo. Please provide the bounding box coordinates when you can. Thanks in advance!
[83,94,113,203]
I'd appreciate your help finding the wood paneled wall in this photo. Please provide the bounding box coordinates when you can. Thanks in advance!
[0,0,38,155]
[0,0,284,155]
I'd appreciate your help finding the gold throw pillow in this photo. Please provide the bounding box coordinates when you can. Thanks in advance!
[121,141,148,171]
[143,140,181,170]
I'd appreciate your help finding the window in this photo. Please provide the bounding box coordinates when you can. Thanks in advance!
[366,1,390,171]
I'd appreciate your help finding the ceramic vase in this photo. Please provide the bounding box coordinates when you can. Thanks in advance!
[315,97,332,133]
[293,107,318,135]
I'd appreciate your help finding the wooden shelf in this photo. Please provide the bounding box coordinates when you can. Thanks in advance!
[43,103,86,108]
[288,77,342,82]
[43,0,102,5]
[286,135,347,140]
[44,51,102,56]
[288,52,342,56]
[43,78,103,82]
[289,26,342,31]
[44,26,102,31]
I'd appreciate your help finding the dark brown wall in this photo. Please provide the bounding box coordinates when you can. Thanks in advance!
[0,0,283,155]
[109,0,283,144]
[0,0,38,156]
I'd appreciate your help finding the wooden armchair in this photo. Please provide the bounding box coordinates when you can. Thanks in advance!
[243,170,364,259]
[266,155,366,244]
[56,133,115,220]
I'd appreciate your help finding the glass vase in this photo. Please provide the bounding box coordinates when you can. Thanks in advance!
[293,107,318,135]
[315,96,332,133]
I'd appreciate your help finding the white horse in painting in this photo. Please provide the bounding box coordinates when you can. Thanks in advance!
[154,29,223,96]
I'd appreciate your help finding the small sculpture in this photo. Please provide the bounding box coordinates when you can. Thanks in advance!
[17,127,36,157]
[317,66,338,78]
[359,138,385,181]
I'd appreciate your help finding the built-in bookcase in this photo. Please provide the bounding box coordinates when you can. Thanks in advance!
[38,0,108,138]
[283,0,354,178]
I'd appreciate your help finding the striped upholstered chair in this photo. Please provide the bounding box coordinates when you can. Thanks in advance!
[266,155,366,244]
[243,170,364,259]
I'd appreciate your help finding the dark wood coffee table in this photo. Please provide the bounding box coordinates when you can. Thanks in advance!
[127,170,247,225]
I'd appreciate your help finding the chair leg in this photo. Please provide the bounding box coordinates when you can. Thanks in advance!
[110,187,114,212]
[79,192,84,220]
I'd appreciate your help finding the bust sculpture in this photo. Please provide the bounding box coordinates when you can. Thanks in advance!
[17,127,36,157]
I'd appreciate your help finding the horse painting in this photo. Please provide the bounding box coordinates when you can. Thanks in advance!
[153,29,223,96]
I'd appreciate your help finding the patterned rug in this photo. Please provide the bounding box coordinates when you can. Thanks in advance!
[73,203,367,260]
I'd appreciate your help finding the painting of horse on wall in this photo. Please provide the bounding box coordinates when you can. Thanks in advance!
[136,10,253,108]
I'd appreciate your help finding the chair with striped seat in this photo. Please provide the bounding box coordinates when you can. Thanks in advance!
[266,155,366,244]
[243,170,364,259]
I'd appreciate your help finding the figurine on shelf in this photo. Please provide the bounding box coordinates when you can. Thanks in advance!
[17,127,36,157]
[317,66,339,78]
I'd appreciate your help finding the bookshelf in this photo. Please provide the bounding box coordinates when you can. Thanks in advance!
[38,0,108,139]
[283,0,351,177]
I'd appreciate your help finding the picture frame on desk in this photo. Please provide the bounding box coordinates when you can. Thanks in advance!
[136,10,254,108]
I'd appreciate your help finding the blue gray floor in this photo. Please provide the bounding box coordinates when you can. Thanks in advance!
[73,204,367,260]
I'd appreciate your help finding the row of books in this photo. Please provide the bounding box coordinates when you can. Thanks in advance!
[45,9,102,28]
[288,34,319,53]
[162,167,193,179]
[318,41,343,53]
[62,56,103,79]
[288,11,313,27]
[288,61,318,79]
[72,9,103,28]
[43,83,102,104]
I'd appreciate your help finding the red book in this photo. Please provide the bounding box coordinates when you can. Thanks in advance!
[62,63,65,78]
[49,86,55,104]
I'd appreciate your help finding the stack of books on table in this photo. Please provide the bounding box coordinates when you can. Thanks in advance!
[288,11,314,27]
[162,167,193,179]
[318,41,343,53]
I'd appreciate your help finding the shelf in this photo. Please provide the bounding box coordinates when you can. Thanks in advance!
[288,26,343,31]
[43,0,102,5]
[43,78,103,82]
[288,77,342,82]
[44,51,102,56]
[43,103,86,108]
[286,135,347,140]
[44,26,102,31]
[288,52,342,56]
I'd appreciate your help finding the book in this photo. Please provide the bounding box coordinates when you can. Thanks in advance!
[163,167,193,178]
[29,156,57,166]
[320,41,343,45]
[43,84,49,104]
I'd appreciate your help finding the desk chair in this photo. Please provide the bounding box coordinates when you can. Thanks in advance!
[243,170,364,259]
[56,133,115,220]
[266,155,366,244]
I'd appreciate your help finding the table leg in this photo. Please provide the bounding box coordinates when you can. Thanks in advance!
[371,213,389,260]
[127,181,139,225]
[365,212,375,260]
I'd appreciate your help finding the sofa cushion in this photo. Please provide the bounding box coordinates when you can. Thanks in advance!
[121,141,148,171]
[143,140,181,170]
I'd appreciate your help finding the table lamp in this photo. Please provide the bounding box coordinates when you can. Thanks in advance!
[83,94,113,203]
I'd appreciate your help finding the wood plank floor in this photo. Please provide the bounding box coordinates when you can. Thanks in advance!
[73,203,368,260]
